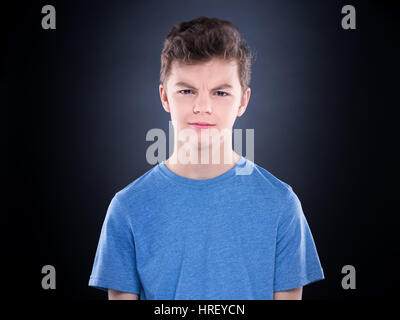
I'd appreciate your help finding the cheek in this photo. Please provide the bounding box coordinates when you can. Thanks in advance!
[172,94,194,104]
[168,99,190,121]
[215,104,239,126]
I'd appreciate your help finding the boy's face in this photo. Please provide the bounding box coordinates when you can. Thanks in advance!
[159,57,251,151]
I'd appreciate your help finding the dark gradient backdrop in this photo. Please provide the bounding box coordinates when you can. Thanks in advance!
[3,0,399,300]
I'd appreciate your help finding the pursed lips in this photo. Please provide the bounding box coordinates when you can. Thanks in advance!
[188,122,216,129]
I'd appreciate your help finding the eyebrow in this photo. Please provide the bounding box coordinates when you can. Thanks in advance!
[174,81,233,91]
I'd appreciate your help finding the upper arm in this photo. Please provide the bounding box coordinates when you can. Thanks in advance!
[108,289,139,300]
[273,190,324,293]
[89,195,142,297]
[273,286,303,300]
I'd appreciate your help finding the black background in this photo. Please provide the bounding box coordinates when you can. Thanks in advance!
[3,0,399,300]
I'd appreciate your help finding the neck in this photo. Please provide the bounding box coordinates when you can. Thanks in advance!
[165,142,241,180]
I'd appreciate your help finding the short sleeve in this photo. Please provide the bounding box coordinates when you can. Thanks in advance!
[274,188,325,292]
[88,194,141,295]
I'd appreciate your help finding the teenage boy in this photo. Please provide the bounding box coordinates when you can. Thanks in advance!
[89,16,324,300]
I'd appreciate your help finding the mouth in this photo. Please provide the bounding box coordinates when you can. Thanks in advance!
[188,122,216,129]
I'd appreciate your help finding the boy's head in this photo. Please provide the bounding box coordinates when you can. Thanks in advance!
[159,16,254,154]
[160,16,253,96]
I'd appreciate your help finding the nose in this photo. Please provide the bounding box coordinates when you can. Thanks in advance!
[193,92,212,114]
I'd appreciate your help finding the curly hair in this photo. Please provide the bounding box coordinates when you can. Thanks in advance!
[160,16,255,95]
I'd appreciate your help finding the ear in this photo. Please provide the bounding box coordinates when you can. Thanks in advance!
[237,87,251,117]
[159,84,170,113]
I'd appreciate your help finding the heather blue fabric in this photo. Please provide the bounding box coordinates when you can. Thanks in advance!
[89,156,324,299]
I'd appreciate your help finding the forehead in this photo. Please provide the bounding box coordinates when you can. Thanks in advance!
[168,58,240,84]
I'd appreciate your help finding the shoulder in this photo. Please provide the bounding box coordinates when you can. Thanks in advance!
[248,159,294,198]
[112,163,166,210]
[247,159,301,216]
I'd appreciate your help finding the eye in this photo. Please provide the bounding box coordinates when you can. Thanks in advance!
[215,91,229,97]
[179,89,194,95]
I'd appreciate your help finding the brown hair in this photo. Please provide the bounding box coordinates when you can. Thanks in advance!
[160,16,255,96]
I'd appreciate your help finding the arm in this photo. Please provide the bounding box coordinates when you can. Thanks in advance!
[108,289,139,300]
[273,286,303,300]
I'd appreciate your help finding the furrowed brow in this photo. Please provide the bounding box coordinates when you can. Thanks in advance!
[174,81,233,91]
[175,82,197,90]
[212,84,233,91]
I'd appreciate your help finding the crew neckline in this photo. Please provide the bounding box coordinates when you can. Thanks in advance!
[157,155,247,187]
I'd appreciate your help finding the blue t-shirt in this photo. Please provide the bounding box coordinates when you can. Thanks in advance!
[88,156,324,299]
